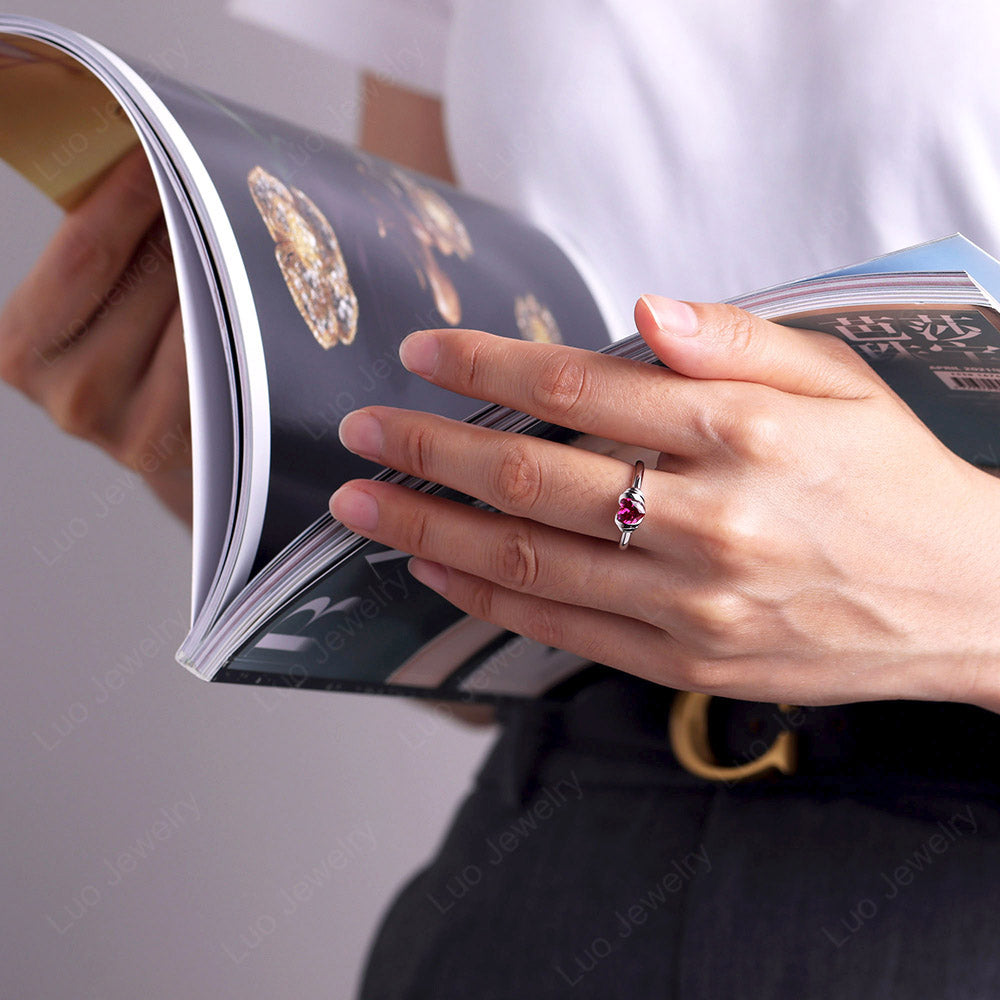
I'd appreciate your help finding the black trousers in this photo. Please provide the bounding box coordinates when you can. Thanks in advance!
[360,675,1000,999]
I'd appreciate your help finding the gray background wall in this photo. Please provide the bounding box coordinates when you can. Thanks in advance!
[0,3,495,998]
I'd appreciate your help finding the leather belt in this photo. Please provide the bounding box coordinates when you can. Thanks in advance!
[543,675,1000,787]
[669,692,1000,785]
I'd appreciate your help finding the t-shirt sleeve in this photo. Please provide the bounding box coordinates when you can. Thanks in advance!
[229,0,453,96]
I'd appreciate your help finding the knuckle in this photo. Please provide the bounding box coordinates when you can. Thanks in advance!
[823,332,859,363]
[50,375,107,442]
[494,525,541,590]
[722,307,757,357]
[456,335,489,392]
[56,220,114,285]
[820,330,867,372]
[820,334,878,391]
[727,405,785,462]
[694,497,760,571]
[465,575,498,625]
[688,381,741,453]
[680,590,750,657]
[531,351,589,419]
[405,504,435,556]
[688,406,728,454]
[399,421,436,479]
[492,440,544,512]
[521,597,565,651]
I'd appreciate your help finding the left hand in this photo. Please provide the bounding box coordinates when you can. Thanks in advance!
[330,295,1000,712]
[0,150,191,524]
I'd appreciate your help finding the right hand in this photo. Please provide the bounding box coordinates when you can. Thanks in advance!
[0,147,192,524]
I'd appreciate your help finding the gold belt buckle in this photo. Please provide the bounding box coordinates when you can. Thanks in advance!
[668,692,798,782]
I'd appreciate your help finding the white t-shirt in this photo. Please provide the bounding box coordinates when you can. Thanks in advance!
[232,0,1000,340]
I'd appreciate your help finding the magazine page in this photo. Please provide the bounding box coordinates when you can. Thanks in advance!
[0,19,615,680]
[0,25,242,616]
[130,75,613,575]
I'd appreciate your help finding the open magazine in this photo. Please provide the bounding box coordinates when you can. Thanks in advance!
[4,17,1000,702]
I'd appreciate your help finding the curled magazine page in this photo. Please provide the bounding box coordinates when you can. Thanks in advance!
[0,17,615,701]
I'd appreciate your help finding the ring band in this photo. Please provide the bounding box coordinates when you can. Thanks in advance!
[615,460,646,549]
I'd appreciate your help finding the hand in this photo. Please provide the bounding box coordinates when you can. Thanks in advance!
[330,296,1000,712]
[0,148,192,524]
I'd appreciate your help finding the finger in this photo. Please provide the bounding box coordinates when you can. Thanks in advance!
[398,327,744,456]
[33,221,179,445]
[337,405,707,552]
[405,556,686,690]
[115,302,191,521]
[635,295,877,399]
[329,479,699,630]
[0,147,162,386]
[113,299,189,473]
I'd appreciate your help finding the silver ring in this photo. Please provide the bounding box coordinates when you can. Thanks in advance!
[615,460,646,549]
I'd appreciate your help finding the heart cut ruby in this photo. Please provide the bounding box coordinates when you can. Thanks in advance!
[617,497,644,527]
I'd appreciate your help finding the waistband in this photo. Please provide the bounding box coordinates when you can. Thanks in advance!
[488,674,1000,803]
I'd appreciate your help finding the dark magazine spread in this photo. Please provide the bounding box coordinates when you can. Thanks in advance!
[4,18,1000,703]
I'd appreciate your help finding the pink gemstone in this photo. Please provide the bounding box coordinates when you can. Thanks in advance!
[617,497,644,527]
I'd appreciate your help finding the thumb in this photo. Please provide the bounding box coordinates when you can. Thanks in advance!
[634,294,875,399]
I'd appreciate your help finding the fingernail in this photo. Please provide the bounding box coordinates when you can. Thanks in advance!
[641,295,699,337]
[339,410,383,460]
[329,485,379,532]
[408,557,448,593]
[399,330,440,376]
